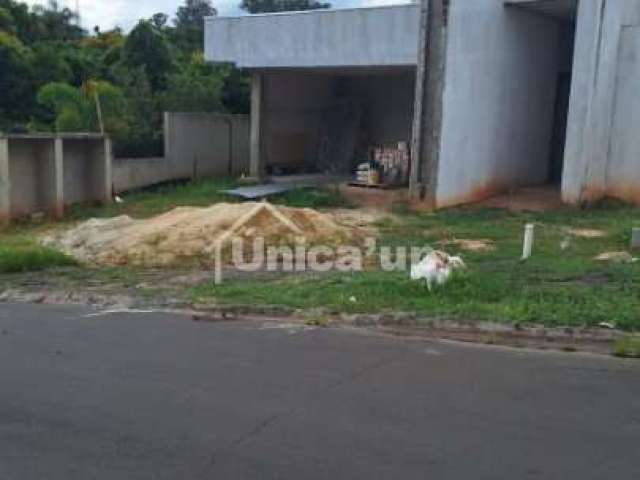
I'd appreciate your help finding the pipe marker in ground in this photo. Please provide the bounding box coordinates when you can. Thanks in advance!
[522,223,535,260]
[631,228,640,250]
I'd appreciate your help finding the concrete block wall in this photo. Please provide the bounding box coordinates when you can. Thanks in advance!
[164,112,250,180]
[113,157,170,193]
[0,134,112,225]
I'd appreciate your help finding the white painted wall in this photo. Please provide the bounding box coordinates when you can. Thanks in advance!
[205,5,419,68]
[608,21,640,203]
[563,0,640,204]
[435,0,562,207]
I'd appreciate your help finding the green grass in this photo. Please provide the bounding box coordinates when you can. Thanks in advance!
[66,177,240,220]
[0,234,76,273]
[613,335,640,358]
[0,178,352,275]
[65,179,351,220]
[272,186,352,209]
[190,203,640,331]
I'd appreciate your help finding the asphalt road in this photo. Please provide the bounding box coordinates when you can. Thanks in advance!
[0,304,638,480]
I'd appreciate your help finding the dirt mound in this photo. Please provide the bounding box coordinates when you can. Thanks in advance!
[440,238,495,252]
[44,203,361,267]
[568,228,607,239]
[594,251,637,264]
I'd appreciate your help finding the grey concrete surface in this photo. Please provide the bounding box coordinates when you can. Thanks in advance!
[435,0,564,207]
[164,112,250,180]
[558,0,640,205]
[0,304,639,480]
[205,4,419,69]
[112,157,170,193]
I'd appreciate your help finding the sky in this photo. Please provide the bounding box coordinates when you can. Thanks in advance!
[23,0,410,32]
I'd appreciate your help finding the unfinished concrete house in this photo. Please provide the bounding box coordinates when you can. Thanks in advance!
[206,4,419,184]
[206,0,640,208]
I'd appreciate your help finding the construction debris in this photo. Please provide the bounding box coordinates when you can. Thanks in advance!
[411,251,466,291]
[223,184,298,200]
[568,228,607,239]
[441,238,495,252]
[594,251,638,264]
[43,203,361,268]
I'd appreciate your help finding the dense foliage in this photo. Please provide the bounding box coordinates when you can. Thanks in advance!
[240,0,330,14]
[0,0,250,157]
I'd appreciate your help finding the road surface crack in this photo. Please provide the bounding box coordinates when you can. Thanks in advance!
[203,350,409,474]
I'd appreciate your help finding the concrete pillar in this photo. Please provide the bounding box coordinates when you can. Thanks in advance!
[410,0,430,198]
[0,138,10,226]
[52,137,64,219]
[409,0,447,206]
[562,0,625,204]
[163,112,173,178]
[249,73,265,181]
[631,227,640,250]
[103,137,113,204]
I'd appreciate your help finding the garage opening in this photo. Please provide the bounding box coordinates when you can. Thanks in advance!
[507,0,578,189]
[261,69,415,187]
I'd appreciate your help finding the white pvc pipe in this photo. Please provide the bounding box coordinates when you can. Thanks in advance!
[522,223,535,260]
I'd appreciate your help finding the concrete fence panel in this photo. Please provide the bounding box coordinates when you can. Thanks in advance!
[113,157,170,193]
[164,112,250,180]
[0,133,112,225]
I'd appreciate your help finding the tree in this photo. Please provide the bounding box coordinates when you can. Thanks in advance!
[162,53,224,112]
[172,0,216,53]
[0,7,16,34]
[31,42,72,86]
[0,31,34,126]
[117,68,163,157]
[175,0,216,29]
[220,65,250,114]
[30,0,85,42]
[151,13,169,30]
[0,0,250,154]
[239,0,330,14]
[121,20,173,91]
[37,80,126,134]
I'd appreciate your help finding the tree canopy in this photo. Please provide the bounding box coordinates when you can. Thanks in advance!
[0,0,331,156]
[240,0,330,14]
[0,0,248,157]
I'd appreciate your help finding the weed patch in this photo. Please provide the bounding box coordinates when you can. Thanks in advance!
[613,335,640,358]
[0,235,76,273]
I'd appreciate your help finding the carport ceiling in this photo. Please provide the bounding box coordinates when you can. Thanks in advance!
[505,0,578,22]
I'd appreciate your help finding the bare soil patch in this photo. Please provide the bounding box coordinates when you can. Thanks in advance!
[440,238,495,252]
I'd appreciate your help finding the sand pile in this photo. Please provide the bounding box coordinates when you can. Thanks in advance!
[44,202,361,267]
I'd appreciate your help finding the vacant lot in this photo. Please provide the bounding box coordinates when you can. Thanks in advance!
[1,179,638,331]
[192,200,640,331]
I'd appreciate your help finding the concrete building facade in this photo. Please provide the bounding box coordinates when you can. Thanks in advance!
[206,0,640,207]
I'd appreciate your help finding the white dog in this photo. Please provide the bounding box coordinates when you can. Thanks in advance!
[410,251,466,291]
